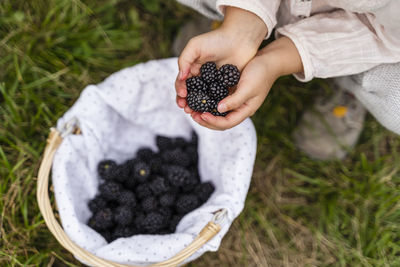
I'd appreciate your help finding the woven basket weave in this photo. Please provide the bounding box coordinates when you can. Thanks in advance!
[37,126,225,267]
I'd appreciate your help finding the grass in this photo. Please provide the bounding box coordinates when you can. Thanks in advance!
[1,0,400,266]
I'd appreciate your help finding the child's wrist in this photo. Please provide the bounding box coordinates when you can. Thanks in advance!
[221,6,268,47]
[257,37,303,78]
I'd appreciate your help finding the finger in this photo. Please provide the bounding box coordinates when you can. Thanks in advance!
[175,76,187,98]
[190,62,202,77]
[191,113,221,130]
[184,104,194,114]
[178,38,200,81]
[200,102,254,129]
[217,83,255,113]
[176,96,186,108]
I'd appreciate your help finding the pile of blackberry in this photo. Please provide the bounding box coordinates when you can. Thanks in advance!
[87,132,215,242]
[186,62,240,116]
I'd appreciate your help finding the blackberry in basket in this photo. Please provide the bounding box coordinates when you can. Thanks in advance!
[149,176,171,195]
[88,208,114,230]
[114,206,133,226]
[142,212,166,234]
[87,133,216,241]
[88,196,108,213]
[117,190,137,207]
[97,160,118,180]
[175,194,200,214]
[133,161,151,183]
[99,182,123,201]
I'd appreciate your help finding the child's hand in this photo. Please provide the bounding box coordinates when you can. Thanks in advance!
[190,37,304,130]
[175,7,267,105]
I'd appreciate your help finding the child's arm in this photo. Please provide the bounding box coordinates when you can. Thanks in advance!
[191,36,303,130]
[275,9,400,82]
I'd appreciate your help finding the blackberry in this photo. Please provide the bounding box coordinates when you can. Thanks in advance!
[200,62,218,84]
[99,182,123,201]
[100,230,112,243]
[161,148,191,167]
[124,176,137,190]
[156,135,174,152]
[134,211,146,229]
[88,208,114,230]
[136,148,155,162]
[149,176,171,195]
[158,229,173,235]
[185,145,199,165]
[149,156,163,174]
[217,64,240,87]
[112,225,136,239]
[194,182,215,202]
[175,194,200,214]
[166,165,191,187]
[143,212,166,233]
[117,190,137,207]
[169,214,184,232]
[97,160,118,180]
[209,82,229,101]
[133,161,150,183]
[173,137,188,148]
[184,145,198,166]
[114,206,133,226]
[113,163,130,183]
[187,91,214,112]
[158,207,173,224]
[186,76,207,93]
[141,196,158,212]
[88,196,107,213]
[190,131,198,146]
[159,193,176,207]
[181,174,200,192]
[187,165,200,182]
[135,183,152,200]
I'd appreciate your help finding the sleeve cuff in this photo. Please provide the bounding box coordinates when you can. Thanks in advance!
[216,0,276,39]
[276,27,315,82]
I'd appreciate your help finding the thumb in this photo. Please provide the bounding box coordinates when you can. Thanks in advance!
[217,83,254,113]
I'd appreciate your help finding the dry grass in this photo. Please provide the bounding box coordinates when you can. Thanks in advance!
[1,1,400,266]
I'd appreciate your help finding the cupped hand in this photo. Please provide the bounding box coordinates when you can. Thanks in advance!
[189,37,304,130]
[175,7,268,104]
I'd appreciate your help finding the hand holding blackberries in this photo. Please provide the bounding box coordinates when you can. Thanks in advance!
[191,37,303,130]
[175,7,267,107]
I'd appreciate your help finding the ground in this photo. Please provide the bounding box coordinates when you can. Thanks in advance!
[1,1,400,266]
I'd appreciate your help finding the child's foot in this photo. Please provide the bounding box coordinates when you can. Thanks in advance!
[172,17,220,56]
[293,82,367,160]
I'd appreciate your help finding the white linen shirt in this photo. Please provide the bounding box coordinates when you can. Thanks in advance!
[178,0,400,82]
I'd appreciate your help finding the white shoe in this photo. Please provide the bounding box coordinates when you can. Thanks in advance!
[293,81,367,160]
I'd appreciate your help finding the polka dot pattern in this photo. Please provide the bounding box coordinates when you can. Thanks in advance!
[52,58,257,265]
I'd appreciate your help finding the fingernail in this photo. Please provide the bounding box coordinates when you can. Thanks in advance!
[201,114,208,121]
[218,103,227,113]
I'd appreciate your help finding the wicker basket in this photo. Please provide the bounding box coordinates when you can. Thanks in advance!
[37,125,226,267]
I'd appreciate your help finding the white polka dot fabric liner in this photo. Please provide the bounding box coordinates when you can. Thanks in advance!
[52,58,257,266]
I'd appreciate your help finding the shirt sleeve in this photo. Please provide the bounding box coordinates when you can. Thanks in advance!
[216,0,281,39]
[276,9,400,82]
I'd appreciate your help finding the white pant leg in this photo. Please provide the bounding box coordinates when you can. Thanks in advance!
[335,62,400,135]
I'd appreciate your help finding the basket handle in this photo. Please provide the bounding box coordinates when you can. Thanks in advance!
[37,128,223,267]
